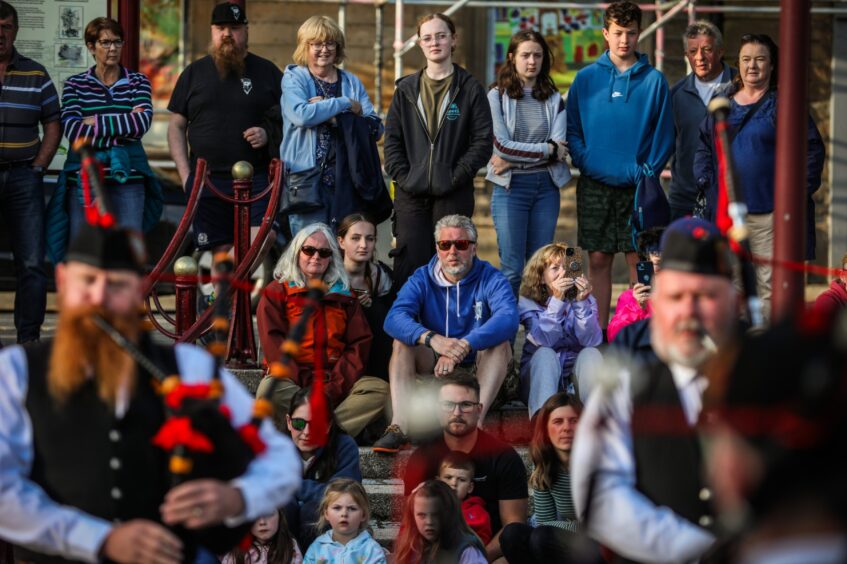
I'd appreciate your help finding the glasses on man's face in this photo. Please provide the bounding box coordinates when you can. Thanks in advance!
[0,23,16,33]
[301,245,333,259]
[289,417,311,431]
[309,41,337,51]
[420,32,449,45]
[97,39,124,49]
[436,240,475,252]
[439,400,479,413]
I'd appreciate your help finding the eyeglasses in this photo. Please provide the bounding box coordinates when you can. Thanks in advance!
[436,240,475,252]
[420,32,450,45]
[97,39,124,49]
[0,23,16,33]
[289,417,311,431]
[309,41,337,51]
[439,400,479,413]
[301,245,333,258]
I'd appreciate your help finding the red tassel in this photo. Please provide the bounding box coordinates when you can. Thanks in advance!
[219,404,233,421]
[237,532,254,552]
[308,303,329,447]
[714,121,733,237]
[152,417,215,453]
[164,383,213,410]
[238,424,267,455]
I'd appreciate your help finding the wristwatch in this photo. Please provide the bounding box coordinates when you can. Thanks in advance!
[424,331,435,348]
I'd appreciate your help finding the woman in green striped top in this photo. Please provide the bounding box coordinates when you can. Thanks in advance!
[500,393,602,562]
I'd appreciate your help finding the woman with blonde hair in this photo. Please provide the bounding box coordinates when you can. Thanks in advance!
[255,223,372,429]
[518,243,601,416]
[281,15,383,235]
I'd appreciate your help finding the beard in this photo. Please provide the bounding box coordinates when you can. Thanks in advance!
[48,303,141,407]
[209,38,246,79]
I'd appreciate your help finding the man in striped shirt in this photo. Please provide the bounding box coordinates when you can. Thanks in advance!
[0,1,61,344]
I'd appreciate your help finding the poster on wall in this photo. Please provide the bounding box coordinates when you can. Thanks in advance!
[13,0,109,168]
[140,0,182,148]
[494,8,606,91]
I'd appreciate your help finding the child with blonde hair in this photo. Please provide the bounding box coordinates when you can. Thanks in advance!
[303,478,386,563]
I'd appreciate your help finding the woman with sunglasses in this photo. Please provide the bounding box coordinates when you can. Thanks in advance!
[48,17,160,260]
[256,223,373,434]
[487,30,570,297]
[282,387,362,550]
[281,15,382,235]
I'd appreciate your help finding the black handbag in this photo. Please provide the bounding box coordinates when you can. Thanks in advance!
[281,158,326,214]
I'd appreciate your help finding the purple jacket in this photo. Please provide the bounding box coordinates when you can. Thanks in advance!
[518,296,602,377]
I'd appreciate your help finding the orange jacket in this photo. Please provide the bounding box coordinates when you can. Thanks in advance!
[257,280,372,405]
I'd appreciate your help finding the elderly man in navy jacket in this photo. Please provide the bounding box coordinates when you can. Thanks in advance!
[372,214,518,453]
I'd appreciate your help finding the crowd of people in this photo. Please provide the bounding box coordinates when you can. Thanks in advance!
[1,0,845,563]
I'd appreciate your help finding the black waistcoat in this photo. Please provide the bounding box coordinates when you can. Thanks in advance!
[630,362,714,529]
[15,339,176,564]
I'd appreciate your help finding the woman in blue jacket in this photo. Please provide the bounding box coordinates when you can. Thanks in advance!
[487,30,570,297]
[283,387,362,550]
[281,16,382,234]
[694,34,825,322]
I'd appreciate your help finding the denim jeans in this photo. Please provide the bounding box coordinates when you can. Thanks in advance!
[491,171,560,296]
[523,346,602,417]
[0,166,47,342]
[69,181,145,237]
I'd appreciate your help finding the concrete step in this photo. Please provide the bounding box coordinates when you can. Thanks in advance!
[370,520,400,548]
[364,478,403,521]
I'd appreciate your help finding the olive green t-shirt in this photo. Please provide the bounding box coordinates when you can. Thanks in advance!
[419,71,453,141]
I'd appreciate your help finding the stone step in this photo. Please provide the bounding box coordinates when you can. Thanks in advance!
[370,520,400,548]
[364,478,404,521]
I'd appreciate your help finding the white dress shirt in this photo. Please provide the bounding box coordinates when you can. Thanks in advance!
[0,343,302,563]
[571,362,716,563]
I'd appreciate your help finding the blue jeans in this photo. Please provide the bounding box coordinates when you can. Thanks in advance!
[523,346,601,417]
[69,181,145,237]
[0,166,47,342]
[491,171,560,296]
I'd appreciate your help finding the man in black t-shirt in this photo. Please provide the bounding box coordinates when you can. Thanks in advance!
[167,2,282,252]
[403,374,528,561]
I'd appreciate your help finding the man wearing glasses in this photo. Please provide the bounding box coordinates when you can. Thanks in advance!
[402,374,528,561]
[375,214,517,453]
[167,2,281,256]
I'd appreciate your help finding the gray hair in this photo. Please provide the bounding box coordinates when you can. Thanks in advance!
[433,214,478,243]
[683,20,723,50]
[273,223,350,290]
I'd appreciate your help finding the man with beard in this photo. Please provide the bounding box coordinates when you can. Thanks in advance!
[374,214,518,453]
[570,217,739,563]
[167,2,281,255]
[402,374,529,561]
[0,224,301,564]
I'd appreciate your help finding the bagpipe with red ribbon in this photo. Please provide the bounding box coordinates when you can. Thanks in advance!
[708,96,765,328]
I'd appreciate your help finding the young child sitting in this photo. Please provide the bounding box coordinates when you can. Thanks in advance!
[222,509,302,564]
[436,452,492,545]
[394,480,487,563]
[303,478,386,563]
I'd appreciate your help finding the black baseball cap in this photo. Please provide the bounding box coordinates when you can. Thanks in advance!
[211,2,248,25]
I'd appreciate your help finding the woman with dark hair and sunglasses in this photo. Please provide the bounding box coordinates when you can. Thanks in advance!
[500,393,602,563]
[281,387,361,550]
[255,222,373,433]
[694,33,825,322]
[487,30,570,297]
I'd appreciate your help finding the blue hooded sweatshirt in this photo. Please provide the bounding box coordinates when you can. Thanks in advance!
[384,256,518,362]
[566,51,674,187]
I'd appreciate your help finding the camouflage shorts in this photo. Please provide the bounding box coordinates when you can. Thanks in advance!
[576,175,637,253]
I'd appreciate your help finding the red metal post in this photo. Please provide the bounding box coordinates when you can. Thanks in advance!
[227,162,258,367]
[772,0,811,320]
[117,0,140,71]
[174,257,198,337]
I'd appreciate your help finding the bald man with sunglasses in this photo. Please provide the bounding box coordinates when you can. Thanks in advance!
[374,214,518,453]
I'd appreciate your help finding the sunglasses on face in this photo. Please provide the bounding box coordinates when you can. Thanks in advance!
[301,245,333,258]
[289,417,310,431]
[436,240,475,252]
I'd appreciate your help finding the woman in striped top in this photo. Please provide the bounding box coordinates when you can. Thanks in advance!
[54,16,158,244]
[500,392,602,562]
[486,30,571,297]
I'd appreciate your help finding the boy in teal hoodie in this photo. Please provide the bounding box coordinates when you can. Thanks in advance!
[566,1,674,334]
